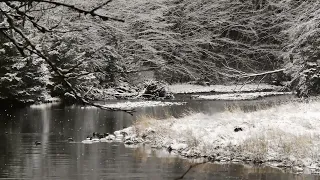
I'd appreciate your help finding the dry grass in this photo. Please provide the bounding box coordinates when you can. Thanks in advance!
[223,103,243,113]
[133,111,176,137]
[239,128,318,164]
[278,135,314,159]
[266,129,315,159]
[223,101,284,114]
[181,128,201,148]
[133,114,157,136]
[240,135,269,162]
[130,99,320,169]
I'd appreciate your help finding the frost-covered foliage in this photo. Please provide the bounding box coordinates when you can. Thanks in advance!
[163,0,285,77]
[113,0,320,95]
[0,42,46,105]
[112,0,288,83]
[283,0,320,96]
[130,99,320,171]
[140,80,173,99]
[41,32,100,100]
[289,61,320,97]
[20,1,128,101]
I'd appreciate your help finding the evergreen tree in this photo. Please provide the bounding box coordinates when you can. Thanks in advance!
[0,42,46,105]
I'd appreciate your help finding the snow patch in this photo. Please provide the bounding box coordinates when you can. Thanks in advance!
[125,99,320,173]
[30,101,60,109]
[168,83,283,94]
[170,143,188,150]
[192,92,292,100]
[100,101,186,109]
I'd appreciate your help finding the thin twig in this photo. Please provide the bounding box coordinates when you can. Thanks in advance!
[5,2,89,33]
[0,0,124,22]
[90,0,113,13]
[236,68,286,78]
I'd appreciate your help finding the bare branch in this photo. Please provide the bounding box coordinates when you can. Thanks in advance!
[48,15,62,30]
[0,30,26,56]
[5,2,89,33]
[0,0,124,22]
[62,53,87,74]
[65,72,92,79]
[236,68,286,78]
[90,0,113,13]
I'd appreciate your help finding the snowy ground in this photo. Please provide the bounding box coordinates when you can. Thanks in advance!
[110,99,320,174]
[99,101,186,109]
[192,92,292,100]
[31,101,186,109]
[41,92,61,103]
[168,83,284,94]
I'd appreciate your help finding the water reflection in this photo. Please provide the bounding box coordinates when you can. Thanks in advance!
[0,97,318,179]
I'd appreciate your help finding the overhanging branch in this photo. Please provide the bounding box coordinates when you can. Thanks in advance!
[235,68,286,78]
[0,8,134,115]
[0,0,124,22]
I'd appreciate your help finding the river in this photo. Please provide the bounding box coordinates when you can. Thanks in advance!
[0,96,319,180]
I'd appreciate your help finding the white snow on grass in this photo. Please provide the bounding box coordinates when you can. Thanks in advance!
[129,99,320,173]
[168,83,283,94]
[192,92,292,100]
[99,101,186,109]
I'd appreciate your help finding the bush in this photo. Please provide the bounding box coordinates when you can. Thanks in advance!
[0,43,46,105]
[283,1,320,96]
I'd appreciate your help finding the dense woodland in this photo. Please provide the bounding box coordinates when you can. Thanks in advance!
[0,0,319,106]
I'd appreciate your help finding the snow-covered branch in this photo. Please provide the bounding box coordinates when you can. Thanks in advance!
[0,2,135,113]
[235,68,286,78]
[0,0,124,22]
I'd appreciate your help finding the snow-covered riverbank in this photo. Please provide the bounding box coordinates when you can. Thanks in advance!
[113,99,320,174]
[168,83,285,94]
[99,101,186,109]
[30,101,186,109]
[192,92,292,100]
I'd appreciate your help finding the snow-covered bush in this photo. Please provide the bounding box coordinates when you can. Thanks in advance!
[0,43,46,105]
[141,80,174,99]
[283,1,320,96]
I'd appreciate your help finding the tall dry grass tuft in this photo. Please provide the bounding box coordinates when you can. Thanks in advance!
[181,128,201,148]
[240,135,269,162]
[264,129,315,160]
[133,114,157,136]
[223,103,243,113]
[278,135,314,159]
[238,128,319,164]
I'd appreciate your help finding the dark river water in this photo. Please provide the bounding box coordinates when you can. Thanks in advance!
[0,96,319,180]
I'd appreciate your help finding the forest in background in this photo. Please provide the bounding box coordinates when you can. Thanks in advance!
[0,0,319,106]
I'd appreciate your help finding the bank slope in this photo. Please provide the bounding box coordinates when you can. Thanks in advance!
[120,99,320,174]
